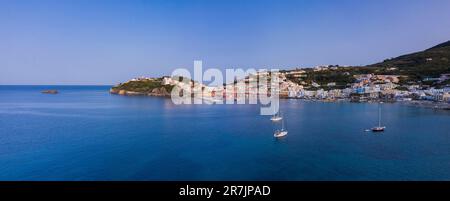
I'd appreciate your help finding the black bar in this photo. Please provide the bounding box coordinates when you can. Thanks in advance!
[0,181,449,200]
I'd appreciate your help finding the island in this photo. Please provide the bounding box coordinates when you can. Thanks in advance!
[41,90,59,94]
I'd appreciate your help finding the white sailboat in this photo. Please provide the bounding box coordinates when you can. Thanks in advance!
[371,102,386,132]
[274,117,288,138]
[270,111,283,122]
[202,96,222,104]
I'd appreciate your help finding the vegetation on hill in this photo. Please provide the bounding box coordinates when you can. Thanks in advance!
[112,78,174,93]
[369,40,450,81]
[287,40,450,88]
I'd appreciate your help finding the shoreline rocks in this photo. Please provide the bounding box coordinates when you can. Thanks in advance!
[110,87,171,97]
[402,100,450,110]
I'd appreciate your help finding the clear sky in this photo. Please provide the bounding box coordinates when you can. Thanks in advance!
[1,0,450,85]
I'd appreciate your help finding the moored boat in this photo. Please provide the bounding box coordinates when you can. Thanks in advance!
[270,111,283,122]
[372,102,386,133]
[274,116,288,138]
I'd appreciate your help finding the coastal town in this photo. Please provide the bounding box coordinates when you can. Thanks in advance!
[280,66,450,104]
[111,65,450,110]
[111,40,450,109]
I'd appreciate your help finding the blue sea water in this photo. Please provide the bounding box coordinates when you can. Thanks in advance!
[0,85,449,181]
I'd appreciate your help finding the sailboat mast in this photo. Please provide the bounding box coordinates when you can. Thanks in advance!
[378,103,381,127]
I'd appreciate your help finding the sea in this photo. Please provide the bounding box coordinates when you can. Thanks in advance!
[0,85,449,181]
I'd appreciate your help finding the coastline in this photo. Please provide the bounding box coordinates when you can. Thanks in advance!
[109,87,171,97]
[400,100,450,110]
[109,87,450,111]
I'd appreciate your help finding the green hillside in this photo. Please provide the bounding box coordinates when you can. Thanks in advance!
[368,40,450,82]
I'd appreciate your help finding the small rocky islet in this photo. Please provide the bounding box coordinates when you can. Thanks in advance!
[41,90,59,94]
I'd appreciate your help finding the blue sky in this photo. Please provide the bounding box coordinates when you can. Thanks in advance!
[1,0,450,85]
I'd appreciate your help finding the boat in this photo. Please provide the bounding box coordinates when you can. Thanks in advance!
[202,96,222,104]
[371,126,385,132]
[371,102,386,132]
[270,111,283,122]
[274,117,288,138]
